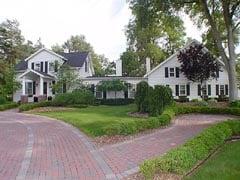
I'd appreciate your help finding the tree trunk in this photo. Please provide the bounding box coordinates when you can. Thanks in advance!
[227,59,238,101]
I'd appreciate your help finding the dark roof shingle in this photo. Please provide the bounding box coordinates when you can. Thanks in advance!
[15,60,27,71]
[59,52,89,67]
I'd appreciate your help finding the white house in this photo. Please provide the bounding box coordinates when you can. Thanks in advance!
[14,40,230,103]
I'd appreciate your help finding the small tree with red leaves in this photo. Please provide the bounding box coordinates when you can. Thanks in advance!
[178,44,221,99]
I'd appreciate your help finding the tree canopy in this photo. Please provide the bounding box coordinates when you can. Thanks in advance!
[178,44,220,85]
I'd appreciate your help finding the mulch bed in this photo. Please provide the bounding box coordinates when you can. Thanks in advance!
[26,107,75,113]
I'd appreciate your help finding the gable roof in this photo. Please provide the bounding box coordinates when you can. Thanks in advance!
[24,48,68,62]
[59,52,89,67]
[19,69,54,79]
[144,39,225,77]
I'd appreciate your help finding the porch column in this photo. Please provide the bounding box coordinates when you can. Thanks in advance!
[22,77,26,95]
[40,77,44,95]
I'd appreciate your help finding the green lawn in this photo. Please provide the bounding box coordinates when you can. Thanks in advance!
[186,141,240,180]
[37,104,146,137]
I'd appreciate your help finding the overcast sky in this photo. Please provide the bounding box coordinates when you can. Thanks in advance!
[0,0,211,61]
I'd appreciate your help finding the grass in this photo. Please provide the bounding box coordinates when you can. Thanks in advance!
[186,141,240,180]
[37,104,145,137]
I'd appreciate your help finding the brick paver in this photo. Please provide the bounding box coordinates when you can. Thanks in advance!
[0,110,235,179]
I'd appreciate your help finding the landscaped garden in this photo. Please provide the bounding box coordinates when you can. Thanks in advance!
[186,141,240,180]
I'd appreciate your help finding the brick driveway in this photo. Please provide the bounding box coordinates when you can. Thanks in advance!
[0,110,235,180]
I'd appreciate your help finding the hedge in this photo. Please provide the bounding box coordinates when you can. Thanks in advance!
[0,102,18,111]
[99,98,134,105]
[140,120,240,179]
[103,106,175,136]
[19,101,53,112]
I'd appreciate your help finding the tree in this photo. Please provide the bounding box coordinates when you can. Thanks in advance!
[151,1,240,101]
[51,44,64,54]
[0,61,21,99]
[53,64,82,93]
[120,50,143,76]
[97,79,127,99]
[0,19,24,65]
[126,0,186,65]
[178,44,220,98]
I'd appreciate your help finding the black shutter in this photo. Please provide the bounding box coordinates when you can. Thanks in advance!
[216,70,219,78]
[165,67,169,78]
[208,84,211,96]
[175,85,179,96]
[225,85,229,95]
[40,62,44,72]
[31,63,34,70]
[216,85,219,95]
[103,91,107,99]
[198,84,201,96]
[33,81,36,95]
[52,81,55,95]
[176,67,179,78]
[45,62,48,73]
[186,84,190,96]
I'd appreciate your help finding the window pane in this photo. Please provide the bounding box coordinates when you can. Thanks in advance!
[220,85,225,95]
[169,68,175,77]
[180,85,186,96]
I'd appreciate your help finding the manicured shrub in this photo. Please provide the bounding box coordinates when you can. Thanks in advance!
[0,96,7,105]
[19,101,53,112]
[148,85,173,116]
[140,120,240,179]
[53,89,95,106]
[135,81,150,113]
[99,98,134,105]
[230,100,240,108]
[0,102,18,111]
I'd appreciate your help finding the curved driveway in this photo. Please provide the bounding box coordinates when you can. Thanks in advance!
[0,110,235,180]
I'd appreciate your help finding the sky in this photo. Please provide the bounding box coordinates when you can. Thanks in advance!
[0,0,213,61]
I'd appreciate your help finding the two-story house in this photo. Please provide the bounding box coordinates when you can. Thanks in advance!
[14,39,230,103]
[14,48,94,103]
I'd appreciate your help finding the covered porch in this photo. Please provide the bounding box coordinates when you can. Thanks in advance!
[18,69,55,103]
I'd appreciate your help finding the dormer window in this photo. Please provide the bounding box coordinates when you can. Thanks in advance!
[49,62,54,72]
[169,68,175,77]
[35,63,40,71]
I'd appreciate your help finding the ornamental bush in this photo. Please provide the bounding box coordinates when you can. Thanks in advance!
[140,120,240,179]
[53,89,95,106]
[135,82,173,116]
[0,96,7,105]
[135,81,150,113]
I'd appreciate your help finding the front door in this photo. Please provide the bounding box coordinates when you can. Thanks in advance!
[43,82,47,95]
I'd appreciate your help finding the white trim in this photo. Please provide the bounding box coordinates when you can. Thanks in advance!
[144,39,225,77]
[24,48,67,62]
[19,69,54,79]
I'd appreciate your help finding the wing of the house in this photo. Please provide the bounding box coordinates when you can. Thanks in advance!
[14,48,94,103]
[144,39,230,100]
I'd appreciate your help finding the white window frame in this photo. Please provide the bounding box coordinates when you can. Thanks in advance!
[35,63,40,71]
[169,68,175,77]
[25,82,33,95]
[220,85,225,95]
[179,84,186,96]
[49,62,54,72]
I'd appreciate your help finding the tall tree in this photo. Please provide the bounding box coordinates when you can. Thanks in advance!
[120,50,143,76]
[0,19,24,65]
[126,0,186,65]
[152,0,240,101]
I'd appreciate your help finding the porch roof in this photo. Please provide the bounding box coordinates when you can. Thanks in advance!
[19,69,55,79]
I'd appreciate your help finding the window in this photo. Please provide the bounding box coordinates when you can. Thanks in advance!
[179,85,186,96]
[202,85,207,96]
[166,84,170,87]
[35,63,40,71]
[169,68,175,77]
[220,85,225,95]
[54,61,59,72]
[25,82,33,96]
[31,63,34,70]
